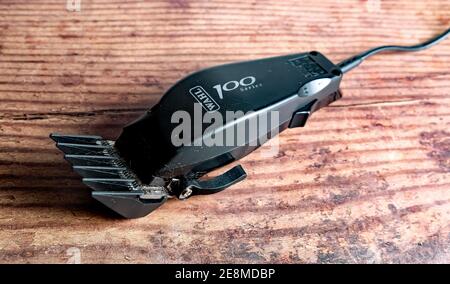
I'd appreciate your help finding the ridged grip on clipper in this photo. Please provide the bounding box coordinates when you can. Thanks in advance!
[50,133,168,218]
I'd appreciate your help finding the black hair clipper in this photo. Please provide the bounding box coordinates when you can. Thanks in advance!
[51,29,449,218]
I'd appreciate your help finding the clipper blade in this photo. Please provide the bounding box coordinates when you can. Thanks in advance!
[50,133,168,218]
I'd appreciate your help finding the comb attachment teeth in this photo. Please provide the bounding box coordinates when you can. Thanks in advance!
[51,133,168,218]
[72,166,127,179]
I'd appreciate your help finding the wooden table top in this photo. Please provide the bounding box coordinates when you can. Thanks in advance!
[0,0,449,263]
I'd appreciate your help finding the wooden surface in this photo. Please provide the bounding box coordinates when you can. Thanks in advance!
[0,0,449,264]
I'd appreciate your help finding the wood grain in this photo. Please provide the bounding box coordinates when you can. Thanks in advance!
[0,0,449,263]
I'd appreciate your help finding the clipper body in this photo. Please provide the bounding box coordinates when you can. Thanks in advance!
[51,51,343,218]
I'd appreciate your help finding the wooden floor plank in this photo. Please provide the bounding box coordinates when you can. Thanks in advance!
[0,0,449,263]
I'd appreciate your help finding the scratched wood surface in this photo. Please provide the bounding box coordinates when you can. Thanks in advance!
[0,0,449,264]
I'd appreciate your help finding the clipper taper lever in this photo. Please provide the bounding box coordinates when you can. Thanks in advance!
[50,28,449,218]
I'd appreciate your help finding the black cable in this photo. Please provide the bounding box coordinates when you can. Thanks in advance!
[338,28,450,73]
